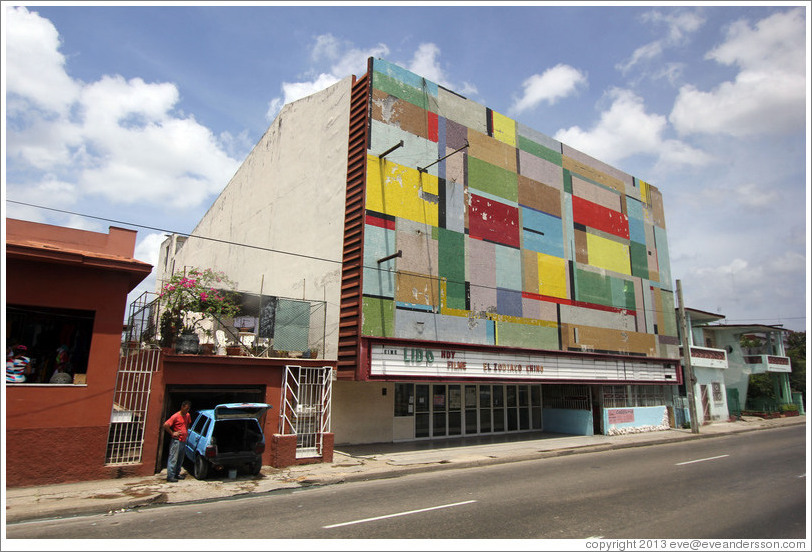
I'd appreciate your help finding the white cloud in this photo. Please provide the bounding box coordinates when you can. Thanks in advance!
[265,38,483,121]
[617,9,705,74]
[670,8,806,137]
[311,33,341,62]
[509,64,587,114]
[554,88,712,167]
[734,182,781,209]
[680,247,806,324]
[4,6,81,115]
[134,232,166,267]
[265,73,342,120]
[266,35,390,120]
[407,43,449,87]
[5,6,241,210]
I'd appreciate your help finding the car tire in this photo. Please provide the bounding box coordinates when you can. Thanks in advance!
[194,454,210,480]
[250,460,262,476]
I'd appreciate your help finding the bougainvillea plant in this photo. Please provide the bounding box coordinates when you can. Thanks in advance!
[159,268,241,336]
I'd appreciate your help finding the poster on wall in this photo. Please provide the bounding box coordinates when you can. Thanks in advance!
[607,409,635,424]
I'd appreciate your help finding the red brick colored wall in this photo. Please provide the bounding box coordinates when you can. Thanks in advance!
[154,355,335,472]
[5,427,109,487]
[270,433,335,467]
[5,221,151,488]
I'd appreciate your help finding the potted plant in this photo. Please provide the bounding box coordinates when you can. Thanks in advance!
[739,334,764,356]
[159,268,240,354]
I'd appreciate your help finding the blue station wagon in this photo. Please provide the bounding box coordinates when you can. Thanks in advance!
[183,403,271,479]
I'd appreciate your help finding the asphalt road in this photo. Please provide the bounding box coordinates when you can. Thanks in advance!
[6,425,806,540]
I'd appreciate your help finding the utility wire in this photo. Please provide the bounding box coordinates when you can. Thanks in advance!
[6,199,344,266]
[7,199,805,324]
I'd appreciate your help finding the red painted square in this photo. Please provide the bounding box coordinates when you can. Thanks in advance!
[572,196,630,239]
[428,111,438,142]
[468,195,520,248]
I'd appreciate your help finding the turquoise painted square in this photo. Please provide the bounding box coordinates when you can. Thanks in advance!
[521,207,565,258]
[626,198,646,244]
[364,266,395,298]
[373,59,438,97]
[363,224,396,267]
[654,226,671,287]
[610,277,637,311]
[495,245,522,291]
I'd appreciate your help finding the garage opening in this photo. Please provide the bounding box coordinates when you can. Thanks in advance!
[157,385,266,473]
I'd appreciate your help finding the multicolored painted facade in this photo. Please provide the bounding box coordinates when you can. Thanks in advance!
[361,58,677,358]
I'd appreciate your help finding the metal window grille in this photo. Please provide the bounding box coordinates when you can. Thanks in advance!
[633,385,666,407]
[542,384,591,410]
[279,365,333,458]
[602,385,629,408]
[104,345,161,465]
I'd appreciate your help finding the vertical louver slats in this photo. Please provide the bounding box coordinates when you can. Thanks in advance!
[337,69,371,379]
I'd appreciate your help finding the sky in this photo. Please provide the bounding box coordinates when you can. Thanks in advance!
[2,2,809,333]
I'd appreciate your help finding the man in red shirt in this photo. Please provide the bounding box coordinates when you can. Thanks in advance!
[163,400,192,482]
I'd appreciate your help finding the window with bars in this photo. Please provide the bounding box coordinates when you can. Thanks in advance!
[634,385,666,407]
[542,384,590,410]
[602,385,667,408]
[602,385,629,408]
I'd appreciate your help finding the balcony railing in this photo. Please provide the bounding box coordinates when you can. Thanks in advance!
[124,290,327,359]
[679,346,728,369]
[743,354,791,374]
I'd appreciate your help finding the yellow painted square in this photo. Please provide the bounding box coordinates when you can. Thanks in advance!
[639,179,649,204]
[366,154,439,226]
[586,233,631,276]
[491,111,516,147]
[537,252,568,299]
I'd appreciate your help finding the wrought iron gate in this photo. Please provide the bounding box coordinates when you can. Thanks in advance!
[104,346,161,465]
[279,365,333,458]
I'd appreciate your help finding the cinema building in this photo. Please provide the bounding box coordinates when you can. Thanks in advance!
[159,58,682,445]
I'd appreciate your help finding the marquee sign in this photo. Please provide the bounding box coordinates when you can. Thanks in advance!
[369,344,679,383]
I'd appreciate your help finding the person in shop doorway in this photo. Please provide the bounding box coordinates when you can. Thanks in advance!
[163,400,192,482]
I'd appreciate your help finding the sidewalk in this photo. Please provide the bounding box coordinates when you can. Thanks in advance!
[4,415,805,524]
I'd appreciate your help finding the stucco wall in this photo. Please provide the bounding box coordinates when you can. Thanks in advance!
[332,381,394,444]
[361,58,678,360]
[603,406,670,435]
[5,223,150,487]
[158,77,354,360]
[694,367,730,422]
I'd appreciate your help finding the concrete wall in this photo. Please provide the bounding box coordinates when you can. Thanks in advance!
[603,406,670,435]
[158,77,354,360]
[541,408,594,436]
[332,381,394,444]
[361,58,678,360]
